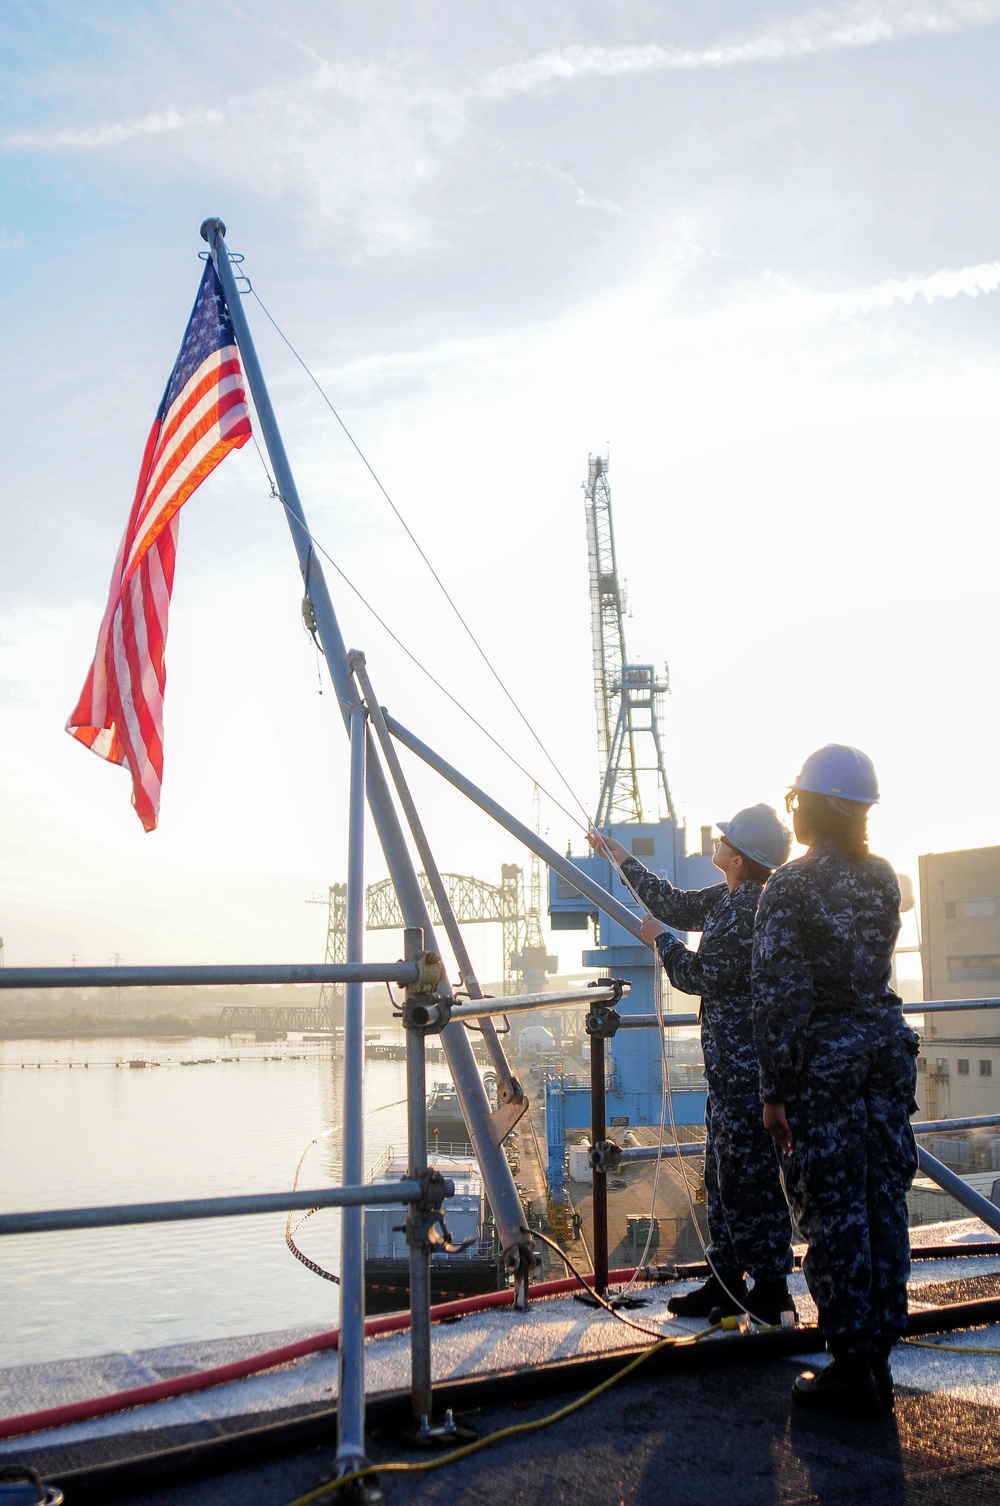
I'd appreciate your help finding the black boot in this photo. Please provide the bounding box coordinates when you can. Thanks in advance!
[747,1277,797,1326]
[792,1356,882,1419]
[667,1271,746,1319]
[872,1354,895,1415]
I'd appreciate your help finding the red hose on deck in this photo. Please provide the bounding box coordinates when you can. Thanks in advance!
[0,1268,638,1441]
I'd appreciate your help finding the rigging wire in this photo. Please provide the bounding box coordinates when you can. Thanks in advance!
[243,278,595,836]
[243,431,592,843]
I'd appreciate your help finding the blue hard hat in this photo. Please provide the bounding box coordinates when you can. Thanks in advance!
[792,744,880,804]
[717,804,792,871]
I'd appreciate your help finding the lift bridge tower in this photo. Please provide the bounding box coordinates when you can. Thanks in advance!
[545,455,715,1191]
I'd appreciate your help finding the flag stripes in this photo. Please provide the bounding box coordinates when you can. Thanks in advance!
[67,261,251,831]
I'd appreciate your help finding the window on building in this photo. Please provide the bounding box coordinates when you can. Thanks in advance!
[630,837,655,857]
[948,955,1000,982]
[965,897,997,918]
[945,901,957,919]
[958,1058,970,1075]
[981,1060,993,1078]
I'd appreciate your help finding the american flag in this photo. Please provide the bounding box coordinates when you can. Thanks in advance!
[67,259,252,831]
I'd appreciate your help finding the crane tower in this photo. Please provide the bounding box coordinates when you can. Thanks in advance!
[545,455,717,1199]
[585,454,676,829]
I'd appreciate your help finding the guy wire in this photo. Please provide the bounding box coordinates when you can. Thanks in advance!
[242,430,592,843]
[244,278,595,835]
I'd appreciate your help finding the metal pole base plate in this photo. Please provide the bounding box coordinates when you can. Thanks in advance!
[326,1475,384,1504]
[572,1289,649,1310]
[392,1409,480,1450]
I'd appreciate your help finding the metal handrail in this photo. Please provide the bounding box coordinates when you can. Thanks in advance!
[0,962,420,989]
[0,1180,434,1237]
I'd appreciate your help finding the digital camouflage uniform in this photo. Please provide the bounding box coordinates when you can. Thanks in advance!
[620,856,792,1284]
[752,843,920,1358]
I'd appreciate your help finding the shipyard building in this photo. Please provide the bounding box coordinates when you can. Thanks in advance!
[918,845,1000,1146]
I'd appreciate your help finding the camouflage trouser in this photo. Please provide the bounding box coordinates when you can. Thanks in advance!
[703,1072,793,1284]
[782,1010,919,1357]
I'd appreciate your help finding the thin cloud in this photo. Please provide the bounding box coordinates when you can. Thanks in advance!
[480,0,1000,97]
[836,259,1000,312]
[647,259,1000,355]
[315,256,1000,389]
[3,106,224,152]
[495,144,625,214]
[6,2,999,158]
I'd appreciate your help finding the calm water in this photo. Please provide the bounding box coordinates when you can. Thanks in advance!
[1,1035,420,1367]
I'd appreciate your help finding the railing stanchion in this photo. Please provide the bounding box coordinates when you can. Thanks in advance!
[335,701,369,1478]
[403,926,434,1426]
[591,1030,609,1298]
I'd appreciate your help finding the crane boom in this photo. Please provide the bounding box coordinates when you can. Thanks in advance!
[585,455,642,821]
[584,454,676,828]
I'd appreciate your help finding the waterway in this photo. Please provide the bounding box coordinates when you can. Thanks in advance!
[1,1034,428,1368]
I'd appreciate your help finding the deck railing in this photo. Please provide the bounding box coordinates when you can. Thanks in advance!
[4,964,999,1419]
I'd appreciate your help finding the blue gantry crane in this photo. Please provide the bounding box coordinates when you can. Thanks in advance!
[544,455,716,1198]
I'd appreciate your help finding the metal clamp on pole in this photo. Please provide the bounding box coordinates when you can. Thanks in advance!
[584,976,628,1039]
[587,1139,622,1175]
[400,952,450,1033]
[403,1169,467,1258]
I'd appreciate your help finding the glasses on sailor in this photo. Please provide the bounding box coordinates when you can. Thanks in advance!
[784,790,799,814]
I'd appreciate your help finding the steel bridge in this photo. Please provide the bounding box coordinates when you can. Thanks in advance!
[223,868,537,1033]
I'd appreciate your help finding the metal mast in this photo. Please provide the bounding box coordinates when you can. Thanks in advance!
[585,455,677,828]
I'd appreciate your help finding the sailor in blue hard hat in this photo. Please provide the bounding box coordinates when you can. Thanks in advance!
[753,744,918,1418]
[589,804,795,1326]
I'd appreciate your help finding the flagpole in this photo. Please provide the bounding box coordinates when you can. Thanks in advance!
[199,220,535,1298]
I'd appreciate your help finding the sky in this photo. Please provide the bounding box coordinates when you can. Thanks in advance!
[2,0,999,989]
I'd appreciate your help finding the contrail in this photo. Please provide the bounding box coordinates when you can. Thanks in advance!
[4,2,998,153]
[480,1,1000,97]
[1,106,224,152]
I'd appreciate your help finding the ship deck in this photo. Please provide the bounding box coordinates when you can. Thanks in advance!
[3,1220,1000,1504]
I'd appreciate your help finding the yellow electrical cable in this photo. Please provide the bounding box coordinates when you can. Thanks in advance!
[282,1323,717,1506]
[904,1335,1000,1354]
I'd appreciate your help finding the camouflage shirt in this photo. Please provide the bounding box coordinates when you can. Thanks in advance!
[619,855,760,1013]
[752,842,902,1104]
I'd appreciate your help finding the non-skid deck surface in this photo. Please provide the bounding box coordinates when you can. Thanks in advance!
[3,1220,1000,1501]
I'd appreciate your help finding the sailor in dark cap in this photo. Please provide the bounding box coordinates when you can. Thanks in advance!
[753,745,919,1418]
[590,804,794,1325]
